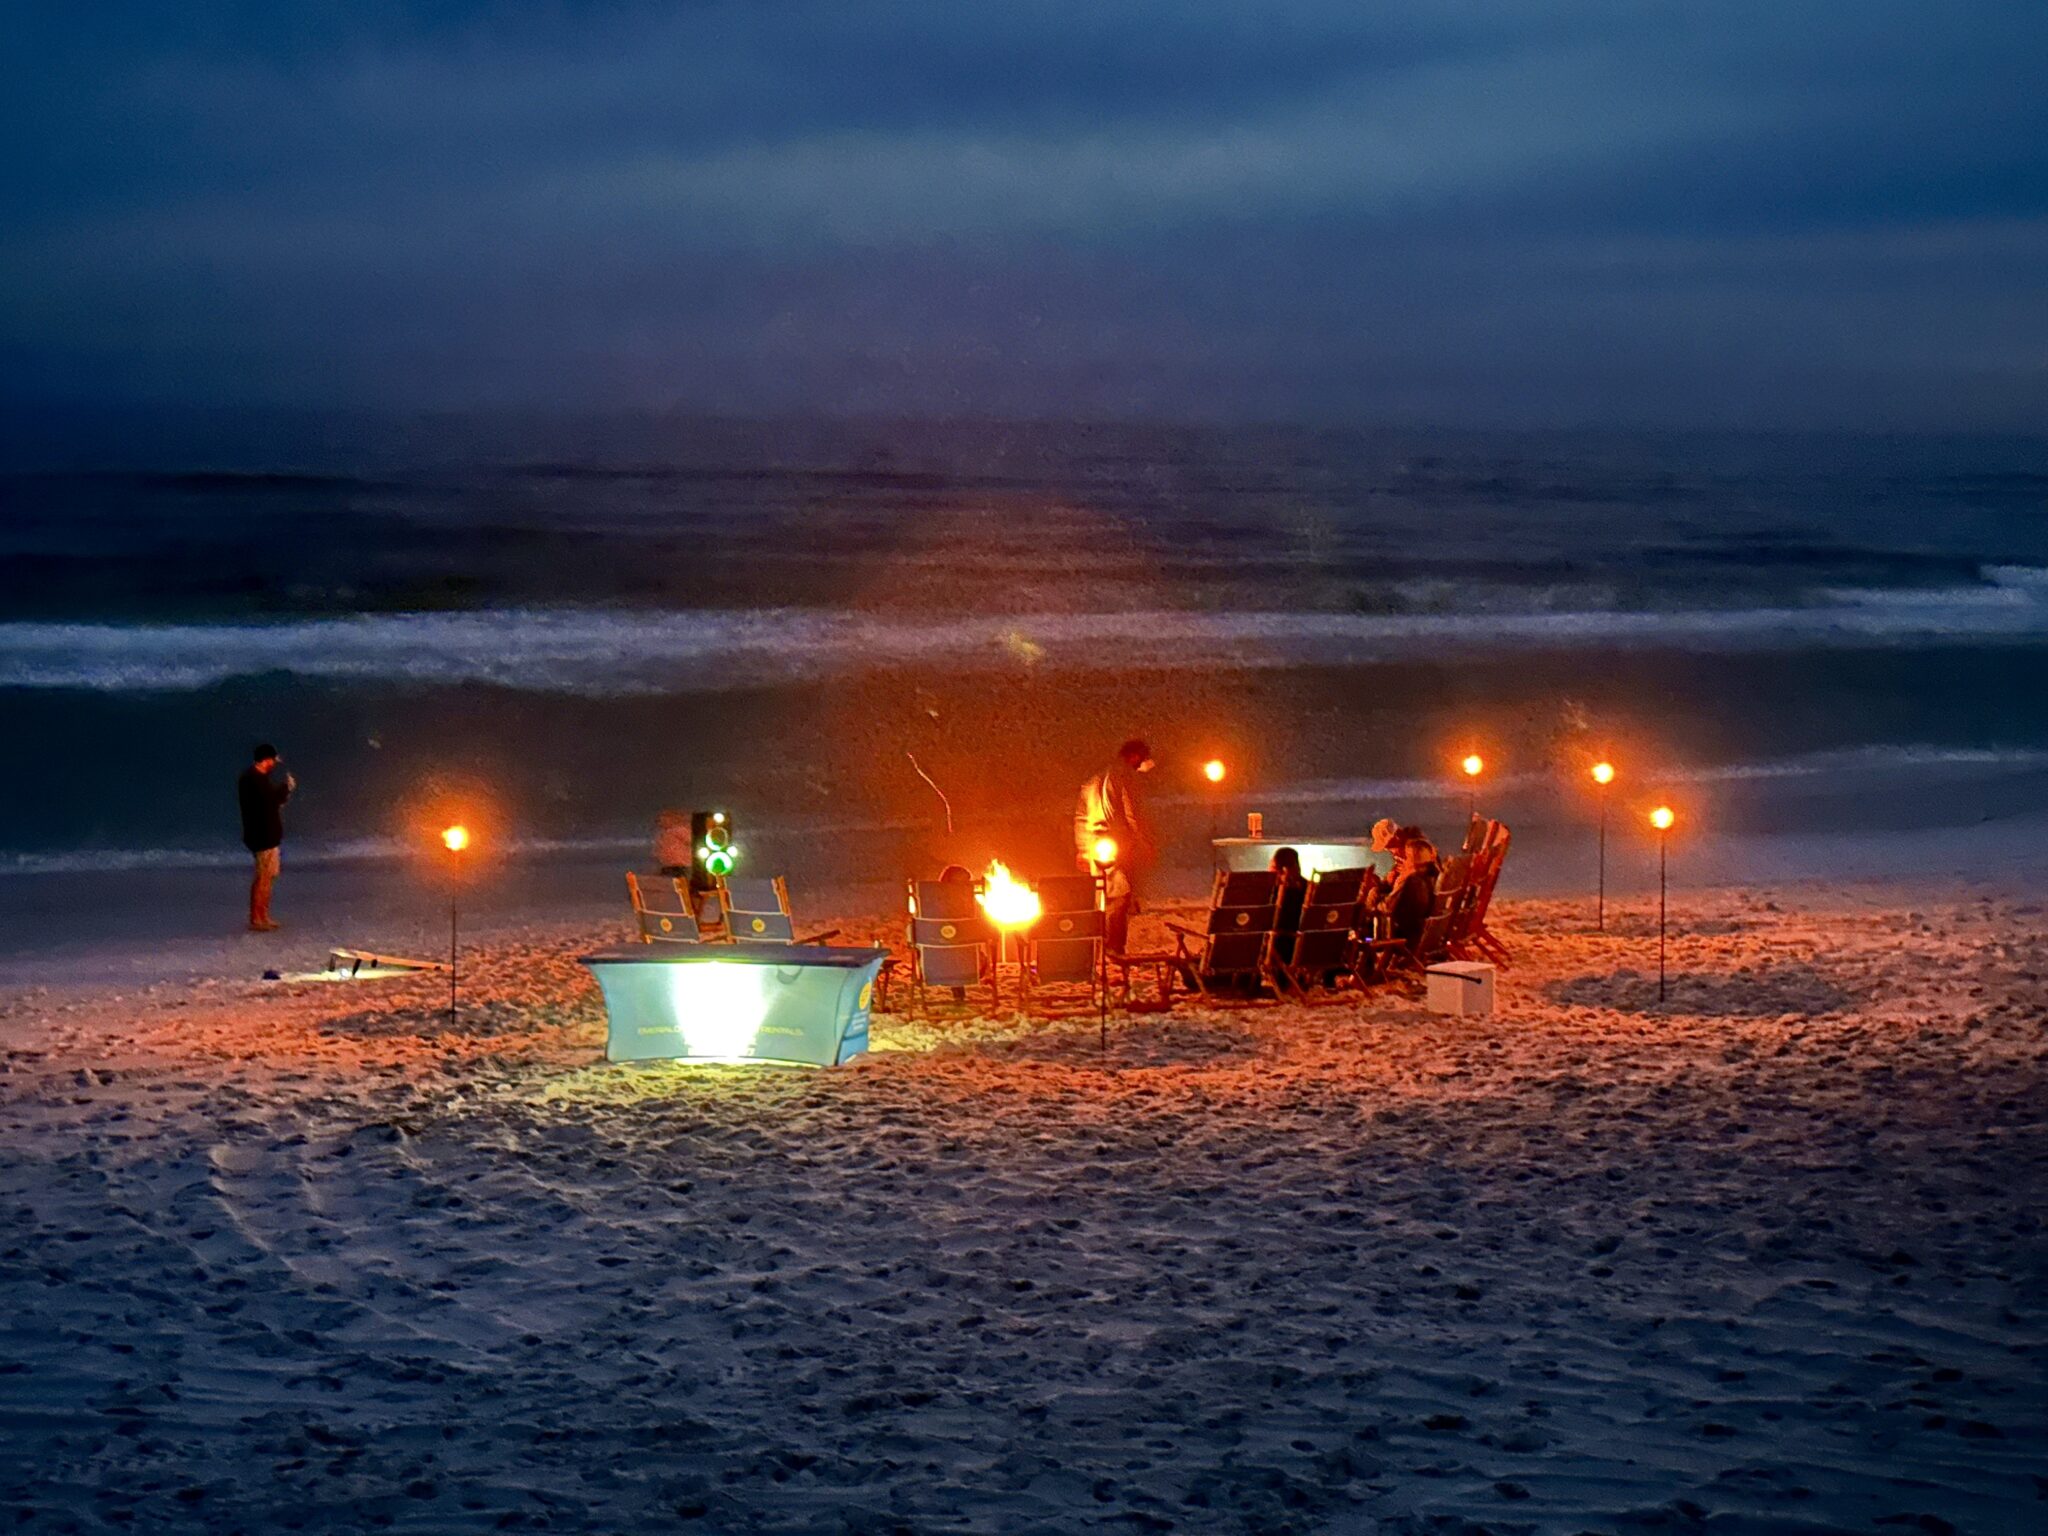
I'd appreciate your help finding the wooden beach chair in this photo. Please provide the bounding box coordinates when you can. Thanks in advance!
[1269,866,1369,996]
[625,872,710,944]
[1166,870,1282,997]
[717,876,841,946]
[906,878,999,1012]
[1358,900,1454,989]
[1464,824,1513,965]
[1021,873,1107,1017]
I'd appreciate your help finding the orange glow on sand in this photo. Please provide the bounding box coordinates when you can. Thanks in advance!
[1461,753,1484,778]
[977,861,1042,928]
[1650,806,1675,831]
[1592,761,1615,785]
[441,824,471,853]
[1202,758,1227,784]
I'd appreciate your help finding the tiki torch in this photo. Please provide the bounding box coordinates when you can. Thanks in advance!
[1591,760,1615,931]
[1649,805,1674,1002]
[1460,752,1484,818]
[441,823,470,1022]
[1202,758,1227,845]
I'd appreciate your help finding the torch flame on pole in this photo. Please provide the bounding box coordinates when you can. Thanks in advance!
[977,860,1042,929]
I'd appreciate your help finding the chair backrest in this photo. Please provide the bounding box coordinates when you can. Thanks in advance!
[1283,904,1357,975]
[1028,872,1104,986]
[721,876,790,916]
[1462,815,1492,857]
[1031,909,1104,984]
[625,872,703,944]
[721,876,796,942]
[1282,867,1364,975]
[1216,870,1279,907]
[908,878,994,985]
[1470,825,1511,926]
[1194,869,1280,979]
[1416,907,1454,964]
[911,878,981,923]
[1302,867,1368,905]
[1033,874,1101,915]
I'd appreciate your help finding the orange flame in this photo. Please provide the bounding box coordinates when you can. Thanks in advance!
[977,860,1042,928]
[1461,753,1484,778]
[1091,836,1119,867]
[1650,805,1675,831]
[1202,758,1227,784]
[1591,760,1615,785]
[441,824,471,853]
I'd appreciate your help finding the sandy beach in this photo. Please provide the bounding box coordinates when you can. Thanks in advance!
[3,878,2042,1534]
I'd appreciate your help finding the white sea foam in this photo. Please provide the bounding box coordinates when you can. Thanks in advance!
[1,568,2044,695]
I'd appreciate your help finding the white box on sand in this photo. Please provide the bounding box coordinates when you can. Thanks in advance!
[1426,961,1495,1016]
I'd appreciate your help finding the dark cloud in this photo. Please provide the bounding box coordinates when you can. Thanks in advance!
[1,1,2043,429]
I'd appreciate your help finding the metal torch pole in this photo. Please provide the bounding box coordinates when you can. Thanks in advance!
[1597,792,1607,932]
[449,899,459,1024]
[1656,834,1667,1003]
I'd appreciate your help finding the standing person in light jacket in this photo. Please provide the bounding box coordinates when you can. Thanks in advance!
[237,742,296,932]
[1075,737,1155,955]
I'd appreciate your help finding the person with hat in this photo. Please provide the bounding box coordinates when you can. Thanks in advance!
[1075,737,1156,954]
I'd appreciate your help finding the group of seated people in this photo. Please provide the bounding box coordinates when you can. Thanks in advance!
[1267,816,1441,968]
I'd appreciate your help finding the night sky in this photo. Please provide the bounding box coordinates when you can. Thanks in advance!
[3,2,2044,430]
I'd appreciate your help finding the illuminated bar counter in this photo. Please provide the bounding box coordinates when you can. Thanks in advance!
[1211,837,1394,878]
[581,943,887,1066]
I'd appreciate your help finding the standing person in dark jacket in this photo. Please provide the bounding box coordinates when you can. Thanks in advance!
[238,743,296,932]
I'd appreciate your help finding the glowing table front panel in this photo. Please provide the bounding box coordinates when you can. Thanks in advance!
[1212,838,1394,878]
[581,944,886,1066]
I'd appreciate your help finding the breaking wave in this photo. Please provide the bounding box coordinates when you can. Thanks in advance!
[2,568,2044,694]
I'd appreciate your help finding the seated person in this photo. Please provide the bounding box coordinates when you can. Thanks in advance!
[1387,835,1441,945]
[1269,846,1307,968]
[653,809,692,877]
[1372,834,1441,948]
[1365,818,1411,899]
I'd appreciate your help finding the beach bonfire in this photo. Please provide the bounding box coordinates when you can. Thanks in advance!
[977,860,1041,930]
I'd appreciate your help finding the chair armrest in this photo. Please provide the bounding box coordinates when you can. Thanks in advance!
[796,928,841,946]
[1163,921,1201,939]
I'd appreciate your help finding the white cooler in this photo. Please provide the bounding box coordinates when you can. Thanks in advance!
[1425,961,1495,1016]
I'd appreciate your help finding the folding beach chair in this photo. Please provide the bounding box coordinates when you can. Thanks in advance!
[1166,870,1282,996]
[1269,866,1369,996]
[1022,873,1106,1016]
[1463,823,1513,965]
[1359,900,1454,988]
[625,871,710,944]
[717,876,841,946]
[906,878,999,1011]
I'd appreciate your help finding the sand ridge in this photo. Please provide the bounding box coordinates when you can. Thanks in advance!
[1,888,2043,1533]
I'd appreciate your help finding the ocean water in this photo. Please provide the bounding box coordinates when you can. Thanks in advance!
[1,416,2043,881]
